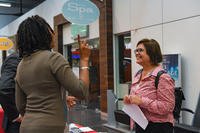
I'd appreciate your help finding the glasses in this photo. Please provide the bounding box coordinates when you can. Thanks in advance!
[134,48,144,54]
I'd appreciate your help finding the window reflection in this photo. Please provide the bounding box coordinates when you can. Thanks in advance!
[118,33,132,83]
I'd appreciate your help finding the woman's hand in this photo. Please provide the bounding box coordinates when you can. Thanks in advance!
[128,95,142,105]
[78,35,91,89]
[78,35,91,61]
[12,114,23,123]
[123,95,142,105]
[123,95,131,104]
[66,96,77,108]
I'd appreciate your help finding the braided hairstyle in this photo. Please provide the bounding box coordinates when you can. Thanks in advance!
[16,15,54,57]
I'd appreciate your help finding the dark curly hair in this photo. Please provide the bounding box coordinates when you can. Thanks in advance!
[16,15,54,57]
[137,38,163,65]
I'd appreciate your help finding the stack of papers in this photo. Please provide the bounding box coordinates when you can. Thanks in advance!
[122,104,148,130]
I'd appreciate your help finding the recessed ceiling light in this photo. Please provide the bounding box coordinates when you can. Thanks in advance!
[0,2,11,7]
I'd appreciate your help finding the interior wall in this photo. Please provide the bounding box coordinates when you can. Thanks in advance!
[113,0,200,125]
[0,0,66,36]
[163,17,200,124]
[113,0,131,33]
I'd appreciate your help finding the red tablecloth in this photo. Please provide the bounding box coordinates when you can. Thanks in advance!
[0,108,5,133]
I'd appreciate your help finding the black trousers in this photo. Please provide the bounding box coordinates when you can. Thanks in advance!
[135,121,173,133]
[5,121,20,133]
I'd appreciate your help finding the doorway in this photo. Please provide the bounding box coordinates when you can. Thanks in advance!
[114,32,132,109]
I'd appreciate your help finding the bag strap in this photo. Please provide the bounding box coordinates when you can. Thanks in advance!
[155,70,166,89]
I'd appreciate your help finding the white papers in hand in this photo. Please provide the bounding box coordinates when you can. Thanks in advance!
[122,104,148,130]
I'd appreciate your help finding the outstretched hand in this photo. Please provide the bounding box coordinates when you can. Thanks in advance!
[78,34,91,61]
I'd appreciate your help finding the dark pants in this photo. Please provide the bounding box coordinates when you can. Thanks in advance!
[135,121,173,133]
[4,121,20,133]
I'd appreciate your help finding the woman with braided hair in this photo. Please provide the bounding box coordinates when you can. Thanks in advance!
[15,15,91,133]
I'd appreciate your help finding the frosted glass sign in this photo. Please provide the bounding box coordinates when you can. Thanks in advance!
[62,0,100,25]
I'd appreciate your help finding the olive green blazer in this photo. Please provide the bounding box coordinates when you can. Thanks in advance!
[15,50,88,133]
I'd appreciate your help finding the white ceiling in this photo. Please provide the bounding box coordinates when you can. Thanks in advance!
[0,0,45,29]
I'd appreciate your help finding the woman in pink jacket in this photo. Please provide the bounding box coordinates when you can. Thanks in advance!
[123,38,175,133]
